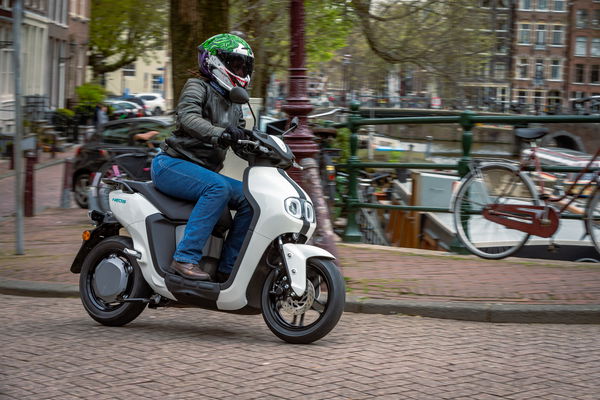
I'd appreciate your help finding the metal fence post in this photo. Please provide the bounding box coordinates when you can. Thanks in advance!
[458,111,475,177]
[343,101,363,242]
[60,158,73,208]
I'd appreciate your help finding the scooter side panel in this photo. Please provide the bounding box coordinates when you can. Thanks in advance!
[217,231,272,310]
[247,167,314,240]
[109,191,176,300]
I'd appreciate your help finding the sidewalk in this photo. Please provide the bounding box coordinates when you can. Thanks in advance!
[0,145,78,179]
[1,207,599,323]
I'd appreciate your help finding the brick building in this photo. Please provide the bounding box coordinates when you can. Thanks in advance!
[565,0,600,113]
[512,0,569,114]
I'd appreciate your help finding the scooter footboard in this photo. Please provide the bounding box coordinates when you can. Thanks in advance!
[281,244,335,296]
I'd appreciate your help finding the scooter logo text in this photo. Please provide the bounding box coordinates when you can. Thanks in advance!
[112,198,127,204]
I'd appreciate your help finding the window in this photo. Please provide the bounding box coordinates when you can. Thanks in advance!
[518,58,529,79]
[495,63,506,79]
[496,16,508,31]
[553,0,564,11]
[497,0,508,8]
[534,59,545,81]
[552,26,563,45]
[518,91,527,104]
[537,0,548,10]
[122,63,136,77]
[591,65,600,84]
[593,38,600,57]
[593,10,600,28]
[575,64,585,83]
[576,37,587,56]
[535,25,546,47]
[576,10,588,29]
[550,60,561,80]
[520,0,532,10]
[519,24,531,44]
[495,37,508,54]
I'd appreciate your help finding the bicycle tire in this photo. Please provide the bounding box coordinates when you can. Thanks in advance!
[585,187,600,255]
[453,162,540,259]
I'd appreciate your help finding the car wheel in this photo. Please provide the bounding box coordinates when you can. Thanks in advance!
[153,107,162,116]
[73,172,90,209]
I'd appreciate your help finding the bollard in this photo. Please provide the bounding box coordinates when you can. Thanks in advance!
[24,152,35,217]
[60,158,74,208]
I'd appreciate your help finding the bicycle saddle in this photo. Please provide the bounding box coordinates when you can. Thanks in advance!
[514,127,549,140]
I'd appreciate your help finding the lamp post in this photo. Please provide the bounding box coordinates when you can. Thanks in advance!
[282,0,339,262]
[282,0,317,183]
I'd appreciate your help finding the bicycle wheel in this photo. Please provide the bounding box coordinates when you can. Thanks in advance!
[585,187,600,255]
[453,163,539,259]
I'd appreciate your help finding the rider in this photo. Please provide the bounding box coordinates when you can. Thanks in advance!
[152,33,255,282]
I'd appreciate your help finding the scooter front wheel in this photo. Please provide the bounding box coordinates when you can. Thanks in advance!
[261,257,345,344]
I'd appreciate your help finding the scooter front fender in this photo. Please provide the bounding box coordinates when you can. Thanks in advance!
[281,243,335,297]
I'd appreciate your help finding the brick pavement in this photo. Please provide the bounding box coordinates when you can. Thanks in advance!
[1,206,600,305]
[1,294,599,399]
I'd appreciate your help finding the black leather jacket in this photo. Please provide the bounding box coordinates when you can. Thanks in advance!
[162,78,245,172]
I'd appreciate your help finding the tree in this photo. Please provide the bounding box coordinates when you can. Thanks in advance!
[170,0,229,101]
[230,0,351,100]
[350,0,493,97]
[89,0,168,80]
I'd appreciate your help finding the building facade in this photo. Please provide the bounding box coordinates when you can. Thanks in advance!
[0,0,89,133]
[459,0,514,112]
[565,0,600,112]
[511,0,569,113]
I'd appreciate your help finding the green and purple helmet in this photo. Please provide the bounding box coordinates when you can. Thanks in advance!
[198,33,254,91]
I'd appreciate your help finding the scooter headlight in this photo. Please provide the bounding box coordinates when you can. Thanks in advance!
[284,197,315,222]
[284,198,303,219]
[304,201,315,223]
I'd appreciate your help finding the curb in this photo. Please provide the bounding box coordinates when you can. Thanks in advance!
[1,280,598,324]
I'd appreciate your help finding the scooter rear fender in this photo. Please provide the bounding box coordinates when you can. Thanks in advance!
[70,222,121,273]
[281,243,335,297]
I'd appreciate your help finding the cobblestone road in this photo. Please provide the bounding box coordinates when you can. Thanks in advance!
[1,295,599,399]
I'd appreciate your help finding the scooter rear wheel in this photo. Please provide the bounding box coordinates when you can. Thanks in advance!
[79,236,152,326]
[261,257,345,344]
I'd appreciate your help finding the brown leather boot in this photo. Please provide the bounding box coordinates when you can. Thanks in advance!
[169,260,210,281]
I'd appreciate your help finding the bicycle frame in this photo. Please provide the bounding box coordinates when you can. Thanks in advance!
[520,144,600,215]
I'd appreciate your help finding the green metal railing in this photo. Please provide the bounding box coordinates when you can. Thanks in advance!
[332,102,600,242]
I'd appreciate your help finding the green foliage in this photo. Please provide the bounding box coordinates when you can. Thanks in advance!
[230,0,351,98]
[75,83,106,107]
[333,127,351,164]
[89,0,168,77]
[74,83,106,122]
[56,108,75,119]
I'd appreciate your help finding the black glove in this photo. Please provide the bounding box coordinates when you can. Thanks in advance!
[219,125,251,147]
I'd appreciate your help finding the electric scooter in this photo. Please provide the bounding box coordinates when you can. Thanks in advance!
[70,87,345,344]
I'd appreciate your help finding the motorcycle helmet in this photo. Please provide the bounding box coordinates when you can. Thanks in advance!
[198,33,254,92]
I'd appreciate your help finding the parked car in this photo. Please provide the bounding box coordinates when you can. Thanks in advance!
[72,116,174,208]
[105,99,146,120]
[114,96,153,116]
[134,93,167,115]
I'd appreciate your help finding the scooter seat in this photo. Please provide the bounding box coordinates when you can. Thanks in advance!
[122,180,232,237]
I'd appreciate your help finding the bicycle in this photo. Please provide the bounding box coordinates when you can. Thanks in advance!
[452,127,600,259]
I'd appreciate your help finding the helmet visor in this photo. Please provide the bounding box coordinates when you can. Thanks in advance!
[217,50,254,78]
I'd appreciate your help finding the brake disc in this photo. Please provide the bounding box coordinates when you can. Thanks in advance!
[280,280,316,316]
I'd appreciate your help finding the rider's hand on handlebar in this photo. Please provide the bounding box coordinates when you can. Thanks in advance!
[220,125,252,147]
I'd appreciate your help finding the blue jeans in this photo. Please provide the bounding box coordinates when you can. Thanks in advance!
[151,153,253,274]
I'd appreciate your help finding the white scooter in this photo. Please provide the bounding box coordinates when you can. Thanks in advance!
[70,87,345,344]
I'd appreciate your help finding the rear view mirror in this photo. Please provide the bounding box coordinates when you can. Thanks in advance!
[230,87,250,104]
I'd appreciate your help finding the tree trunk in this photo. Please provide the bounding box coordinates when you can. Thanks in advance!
[170,0,229,102]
